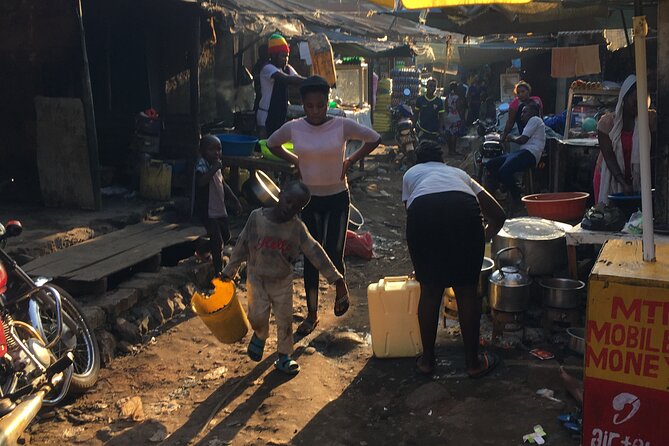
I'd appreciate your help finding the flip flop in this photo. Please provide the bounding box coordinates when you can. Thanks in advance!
[274,355,300,375]
[334,293,350,317]
[247,333,265,362]
[415,355,435,376]
[468,351,500,379]
[296,318,319,336]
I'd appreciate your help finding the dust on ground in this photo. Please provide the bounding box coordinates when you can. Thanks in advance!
[25,150,582,446]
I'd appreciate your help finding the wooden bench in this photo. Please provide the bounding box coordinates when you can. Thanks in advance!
[23,221,204,295]
[221,155,297,194]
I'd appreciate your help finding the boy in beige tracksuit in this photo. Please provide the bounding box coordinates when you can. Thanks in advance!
[221,181,349,374]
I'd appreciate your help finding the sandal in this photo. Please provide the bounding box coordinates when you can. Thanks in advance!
[468,351,500,379]
[296,318,319,336]
[247,333,265,362]
[415,355,435,376]
[274,354,300,375]
[334,294,350,317]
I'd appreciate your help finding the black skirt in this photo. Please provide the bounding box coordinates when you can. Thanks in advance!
[406,191,485,288]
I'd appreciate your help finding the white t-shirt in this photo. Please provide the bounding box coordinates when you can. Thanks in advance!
[402,162,483,209]
[267,117,380,196]
[257,63,298,126]
[520,115,546,164]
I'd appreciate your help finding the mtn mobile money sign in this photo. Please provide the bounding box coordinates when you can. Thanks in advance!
[584,281,669,446]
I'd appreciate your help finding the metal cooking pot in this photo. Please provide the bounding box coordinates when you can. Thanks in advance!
[242,170,280,207]
[478,256,494,298]
[540,278,585,309]
[489,247,532,312]
[492,217,572,276]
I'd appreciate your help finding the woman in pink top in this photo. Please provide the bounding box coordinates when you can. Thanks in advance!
[267,76,381,334]
[501,80,543,142]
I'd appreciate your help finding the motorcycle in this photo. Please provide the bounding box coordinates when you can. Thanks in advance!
[0,220,100,443]
[391,104,417,166]
[473,118,505,189]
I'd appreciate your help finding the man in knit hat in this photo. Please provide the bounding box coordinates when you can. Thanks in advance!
[256,34,305,138]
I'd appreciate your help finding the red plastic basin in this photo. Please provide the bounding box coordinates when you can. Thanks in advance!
[521,192,590,223]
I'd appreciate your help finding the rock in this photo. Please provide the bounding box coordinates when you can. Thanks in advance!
[148,423,168,442]
[96,329,116,367]
[118,278,162,299]
[114,317,140,343]
[116,396,145,421]
[82,305,106,331]
[202,366,227,381]
[405,382,451,411]
[117,340,138,355]
[303,346,317,356]
[90,289,139,319]
[148,303,167,327]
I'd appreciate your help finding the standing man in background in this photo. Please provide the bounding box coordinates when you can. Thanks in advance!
[414,78,445,142]
[256,34,305,138]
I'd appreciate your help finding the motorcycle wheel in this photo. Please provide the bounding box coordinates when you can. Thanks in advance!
[28,286,100,394]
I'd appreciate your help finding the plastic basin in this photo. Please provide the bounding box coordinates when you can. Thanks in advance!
[217,134,258,156]
[521,192,589,223]
[607,190,654,219]
[259,139,294,161]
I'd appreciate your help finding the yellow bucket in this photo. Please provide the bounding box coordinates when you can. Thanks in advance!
[191,279,250,343]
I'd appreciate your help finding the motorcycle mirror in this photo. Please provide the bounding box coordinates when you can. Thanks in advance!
[5,220,22,238]
[403,88,411,97]
[498,102,510,113]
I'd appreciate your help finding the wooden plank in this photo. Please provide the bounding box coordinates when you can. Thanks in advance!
[24,223,178,278]
[67,226,203,282]
[23,222,163,272]
[34,96,96,210]
[590,239,669,287]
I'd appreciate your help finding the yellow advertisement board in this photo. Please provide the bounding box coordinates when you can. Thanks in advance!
[587,278,669,392]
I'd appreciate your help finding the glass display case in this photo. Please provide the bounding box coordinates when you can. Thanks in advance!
[563,87,619,140]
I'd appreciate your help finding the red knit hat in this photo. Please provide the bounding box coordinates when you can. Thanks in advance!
[268,34,289,56]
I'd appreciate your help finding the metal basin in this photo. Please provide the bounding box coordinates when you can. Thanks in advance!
[242,170,280,207]
[567,327,585,355]
[540,278,585,309]
[478,256,494,298]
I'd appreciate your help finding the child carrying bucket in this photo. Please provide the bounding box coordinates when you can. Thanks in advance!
[221,181,349,375]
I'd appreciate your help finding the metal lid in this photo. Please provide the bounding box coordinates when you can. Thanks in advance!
[490,267,532,287]
[497,217,572,241]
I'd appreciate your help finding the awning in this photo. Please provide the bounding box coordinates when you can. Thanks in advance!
[309,26,414,58]
[457,44,550,68]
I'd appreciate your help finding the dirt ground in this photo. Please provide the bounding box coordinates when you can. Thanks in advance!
[22,150,583,446]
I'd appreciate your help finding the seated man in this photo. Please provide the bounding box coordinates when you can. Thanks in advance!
[485,101,545,209]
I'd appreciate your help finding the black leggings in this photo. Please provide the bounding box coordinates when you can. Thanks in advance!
[301,190,350,314]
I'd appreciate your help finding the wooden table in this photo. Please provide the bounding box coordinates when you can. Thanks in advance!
[221,155,298,193]
[565,223,669,278]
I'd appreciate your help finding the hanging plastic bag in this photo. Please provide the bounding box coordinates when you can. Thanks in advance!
[344,230,373,260]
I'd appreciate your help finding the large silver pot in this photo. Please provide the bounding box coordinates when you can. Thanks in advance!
[488,247,532,312]
[539,278,585,309]
[492,217,573,276]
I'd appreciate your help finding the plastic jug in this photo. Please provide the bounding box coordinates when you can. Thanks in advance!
[367,276,422,358]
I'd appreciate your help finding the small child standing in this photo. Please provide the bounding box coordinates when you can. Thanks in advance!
[193,135,242,275]
[221,181,349,375]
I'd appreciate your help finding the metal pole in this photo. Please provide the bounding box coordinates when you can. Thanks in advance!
[633,14,655,261]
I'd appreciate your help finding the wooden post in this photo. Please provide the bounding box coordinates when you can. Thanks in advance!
[656,0,669,226]
[189,10,201,126]
[75,0,101,210]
